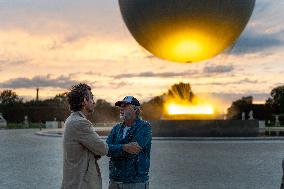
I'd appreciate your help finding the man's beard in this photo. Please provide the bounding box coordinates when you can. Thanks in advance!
[86,105,94,113]
[119,113,124,120]
[120,111,132,121]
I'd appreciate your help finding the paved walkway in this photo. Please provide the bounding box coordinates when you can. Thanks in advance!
[0,129,284,189]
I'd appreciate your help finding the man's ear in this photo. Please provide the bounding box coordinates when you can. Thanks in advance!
[82,97,88,106]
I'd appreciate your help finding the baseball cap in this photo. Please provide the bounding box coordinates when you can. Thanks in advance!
[115,96,140,107]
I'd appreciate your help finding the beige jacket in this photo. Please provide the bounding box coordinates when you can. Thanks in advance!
[61,111,108,189]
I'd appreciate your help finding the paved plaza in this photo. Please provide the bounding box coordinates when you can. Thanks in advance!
[0,129,284,189]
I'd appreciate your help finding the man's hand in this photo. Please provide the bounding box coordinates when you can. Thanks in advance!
[123,142,142,154]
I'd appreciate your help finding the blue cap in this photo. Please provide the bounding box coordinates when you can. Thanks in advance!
[115,96,140,107]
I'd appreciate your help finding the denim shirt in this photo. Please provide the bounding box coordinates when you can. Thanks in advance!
[106,118,152,183]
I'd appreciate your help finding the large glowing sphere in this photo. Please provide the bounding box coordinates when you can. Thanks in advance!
[119,0,255,63]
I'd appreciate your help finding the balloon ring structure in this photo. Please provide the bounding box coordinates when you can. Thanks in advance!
[118,0,255,63]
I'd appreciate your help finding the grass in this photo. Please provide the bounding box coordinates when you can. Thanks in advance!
[7,123,45,129]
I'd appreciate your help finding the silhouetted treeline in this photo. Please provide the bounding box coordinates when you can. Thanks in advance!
[227,85,284,121]
[227,96,272,120]
[89,99,119,123]
[141,96,164,120]
[1,83,283,123]
[0,92,69,123]
[0,91,119,123]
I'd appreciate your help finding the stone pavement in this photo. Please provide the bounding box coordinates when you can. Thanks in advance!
[0,129,284,189]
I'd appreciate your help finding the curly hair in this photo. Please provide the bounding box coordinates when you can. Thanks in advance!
[67,83,92,111]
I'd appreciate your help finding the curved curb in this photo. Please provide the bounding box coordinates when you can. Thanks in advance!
[35,129,284,141]
[35,130,63,138]
[35,128,111,138]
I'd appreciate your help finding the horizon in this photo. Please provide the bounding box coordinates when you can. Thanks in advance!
[6,86,269,114]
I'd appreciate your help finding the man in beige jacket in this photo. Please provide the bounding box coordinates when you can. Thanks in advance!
[61,83,109,189]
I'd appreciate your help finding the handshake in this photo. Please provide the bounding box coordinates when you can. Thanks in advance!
[123,142,142,154]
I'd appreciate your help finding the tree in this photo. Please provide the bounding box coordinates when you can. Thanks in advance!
[266,85,284,114]
[141,82,196,120]
[0,90,23,105]
[141,96,164,120]
[167,82,194,102]
[53,92,68,103]
[227,96,253,119]
[91,99,119,123]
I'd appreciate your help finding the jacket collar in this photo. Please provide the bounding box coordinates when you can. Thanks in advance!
[72,111,87,119]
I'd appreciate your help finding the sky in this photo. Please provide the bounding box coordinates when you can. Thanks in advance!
[0,0,283,109]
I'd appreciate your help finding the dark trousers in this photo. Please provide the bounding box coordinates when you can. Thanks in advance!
[108,181,149,189]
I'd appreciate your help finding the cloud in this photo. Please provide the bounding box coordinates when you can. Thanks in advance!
[146,55,156,59]
[192,78,259,86]
[0,58,30,73]
[0,74,81,89]
[226,0,284,56]
[275,83,284,87]
[203,65,234,74]
[0,58,30,67]
[68,71,103,78]
[114,65,234,79]
[107,81,129,89]
[231,29,284,55]
[239,78,258,84]
[207,92,270,103]
[0,28,136,68]
[113,70,199,79]
[240,33,282,52]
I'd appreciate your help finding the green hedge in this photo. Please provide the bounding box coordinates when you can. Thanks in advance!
[7,123,45,129]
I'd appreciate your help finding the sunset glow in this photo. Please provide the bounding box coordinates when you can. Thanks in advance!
[166,102,215,115]
[157,31,216,63]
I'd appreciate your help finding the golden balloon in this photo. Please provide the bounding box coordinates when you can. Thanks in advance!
[119,0,255,63]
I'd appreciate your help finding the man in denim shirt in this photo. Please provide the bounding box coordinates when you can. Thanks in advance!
[107,96,152,189]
